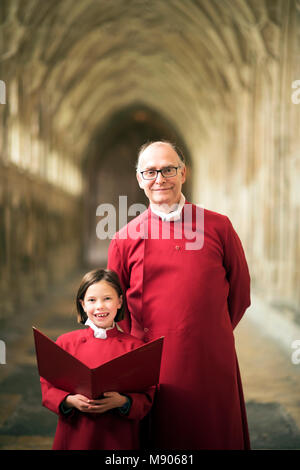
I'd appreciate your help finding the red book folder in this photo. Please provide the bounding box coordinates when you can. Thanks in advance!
[33,327,164,399]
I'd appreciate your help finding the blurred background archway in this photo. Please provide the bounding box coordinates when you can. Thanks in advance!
[82,104,192,265]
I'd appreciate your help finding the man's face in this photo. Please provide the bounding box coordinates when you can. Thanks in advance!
[136,144,186,208]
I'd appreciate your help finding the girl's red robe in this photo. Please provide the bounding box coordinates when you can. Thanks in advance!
[107,203,251,450]
[40,326,155,450]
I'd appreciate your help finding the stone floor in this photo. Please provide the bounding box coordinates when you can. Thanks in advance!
[0,270,300,450]
[235,315,300,450]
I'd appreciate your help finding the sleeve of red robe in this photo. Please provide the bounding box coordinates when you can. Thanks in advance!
[107,237,131,334]
[222,216,251,329]
[123,386,156,420]
[40,377,71,415]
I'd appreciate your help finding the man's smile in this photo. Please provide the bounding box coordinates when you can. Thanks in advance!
[152,188,172,191]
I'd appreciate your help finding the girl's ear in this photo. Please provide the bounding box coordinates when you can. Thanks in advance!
[80,299,85,311]
[118,294,123,309]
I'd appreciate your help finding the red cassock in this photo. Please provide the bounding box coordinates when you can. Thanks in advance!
[40,326,155,450]
[107,202,251,450]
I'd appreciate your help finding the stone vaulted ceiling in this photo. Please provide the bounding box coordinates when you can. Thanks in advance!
[0,0,288,162]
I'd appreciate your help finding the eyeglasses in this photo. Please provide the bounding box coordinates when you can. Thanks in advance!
[139,166,180,180]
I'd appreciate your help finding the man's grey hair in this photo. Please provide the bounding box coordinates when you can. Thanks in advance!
[136,140,186,171]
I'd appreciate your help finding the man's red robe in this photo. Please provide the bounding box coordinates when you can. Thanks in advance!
[40,326,155,450]
[107,202,251,449]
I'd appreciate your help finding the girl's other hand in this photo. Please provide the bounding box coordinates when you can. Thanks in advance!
[63,394,92,412]
[63,392,128,414]
[86,392,128,413]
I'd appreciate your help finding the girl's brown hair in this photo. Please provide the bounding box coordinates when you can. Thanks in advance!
[76,269,125,324]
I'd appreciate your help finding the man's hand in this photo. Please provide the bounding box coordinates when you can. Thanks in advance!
[63,392,128,414]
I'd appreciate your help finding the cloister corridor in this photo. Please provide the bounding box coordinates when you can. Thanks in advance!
[0,0,300,450]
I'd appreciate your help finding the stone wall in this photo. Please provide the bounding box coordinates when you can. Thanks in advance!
[0,164,82,320]
[0,0,299,326]
[190,3,300,325]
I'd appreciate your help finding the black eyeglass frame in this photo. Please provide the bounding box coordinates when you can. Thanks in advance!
[139,166,181,180]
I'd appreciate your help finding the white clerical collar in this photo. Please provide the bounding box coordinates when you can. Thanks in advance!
[150,193,186,222]
[85,318,116,339]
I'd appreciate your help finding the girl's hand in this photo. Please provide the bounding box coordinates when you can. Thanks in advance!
[63,392,128,414]
[63,394,92,412]
[86,392,128,413]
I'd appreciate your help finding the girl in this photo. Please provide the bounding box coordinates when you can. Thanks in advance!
[40,268,155,450]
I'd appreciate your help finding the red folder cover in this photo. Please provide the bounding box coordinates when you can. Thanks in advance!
[33,327,164,399]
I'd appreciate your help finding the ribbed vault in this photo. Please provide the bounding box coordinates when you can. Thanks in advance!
[1,0,300,329]
[1,0,286,162]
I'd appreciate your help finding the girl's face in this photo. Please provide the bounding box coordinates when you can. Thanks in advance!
[80,280,122,329]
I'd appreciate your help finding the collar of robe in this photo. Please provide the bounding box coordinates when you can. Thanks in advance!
[150,193,186,222]
[85,318,116,339]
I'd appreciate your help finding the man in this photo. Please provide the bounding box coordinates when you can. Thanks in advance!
[107,141,251,450]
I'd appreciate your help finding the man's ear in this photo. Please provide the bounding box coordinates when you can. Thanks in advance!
[180,165,186,185]
[136,171,144,189]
